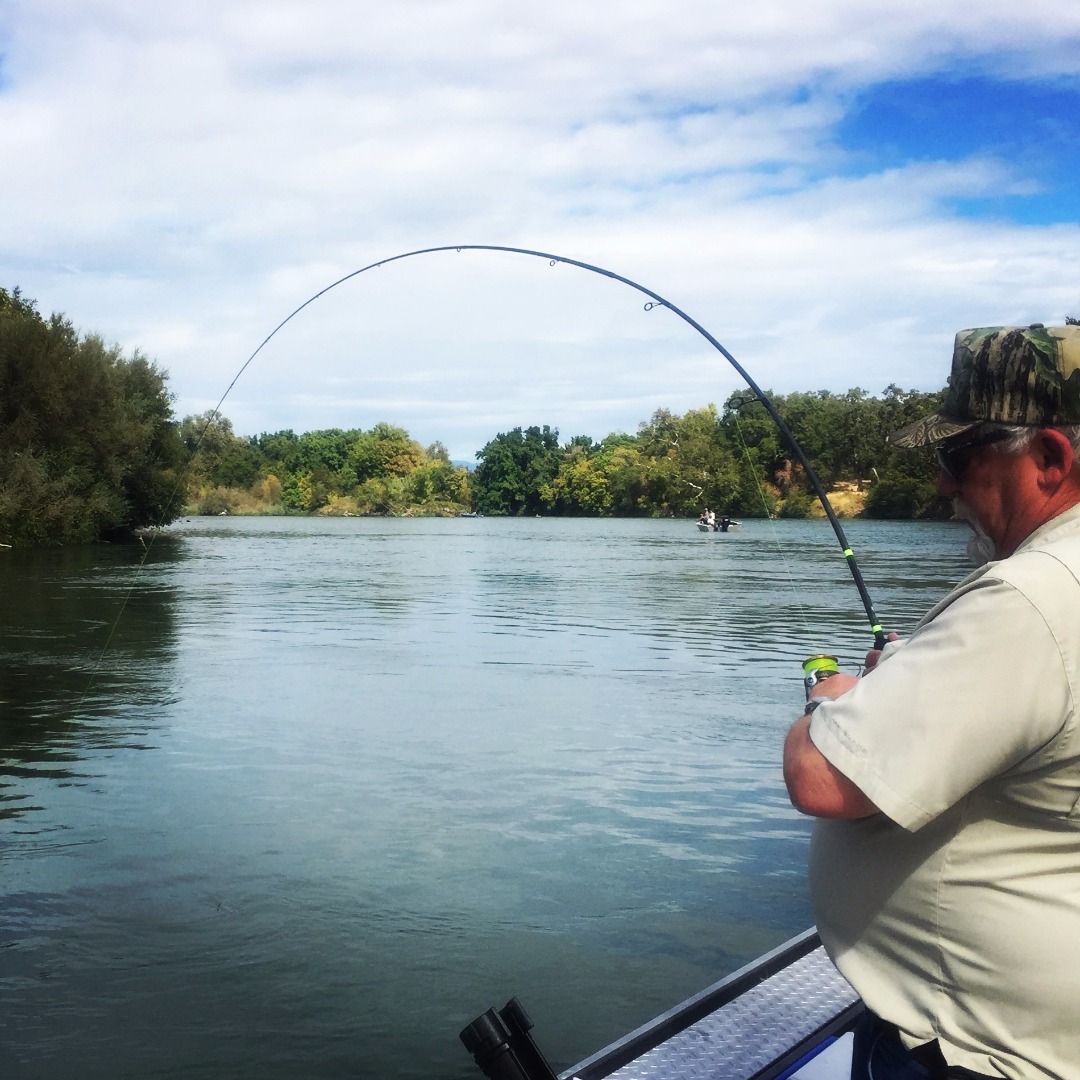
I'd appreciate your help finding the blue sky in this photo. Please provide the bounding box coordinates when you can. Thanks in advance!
[837,76,1080,224]
[2,2,1080,458]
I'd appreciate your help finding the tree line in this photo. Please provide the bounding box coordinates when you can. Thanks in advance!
[143,388,953,524]
[182,415,471,517]
[468,388,947,520]
[0,288,948,548]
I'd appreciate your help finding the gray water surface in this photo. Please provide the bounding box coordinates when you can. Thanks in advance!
[0,516,970,1079]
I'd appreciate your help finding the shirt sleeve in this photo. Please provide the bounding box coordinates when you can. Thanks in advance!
[808,566,1074,831]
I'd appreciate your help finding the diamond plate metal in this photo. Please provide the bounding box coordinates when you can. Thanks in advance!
[569,946,857,1080]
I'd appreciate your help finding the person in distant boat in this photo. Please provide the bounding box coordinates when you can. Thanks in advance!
[783,324,1080,1079]
[705,509,715,528]
[698,508,710,526]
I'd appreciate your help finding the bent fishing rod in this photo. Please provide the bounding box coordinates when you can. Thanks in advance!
[209,243,886,650]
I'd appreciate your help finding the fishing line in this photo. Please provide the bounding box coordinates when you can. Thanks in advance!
[729,406,814,644]
[90,243,887,668]
[203,243,882,646]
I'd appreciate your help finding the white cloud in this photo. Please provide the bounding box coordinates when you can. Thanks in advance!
[3,0,1080,457]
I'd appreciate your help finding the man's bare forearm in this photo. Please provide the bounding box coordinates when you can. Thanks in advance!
[783,713,878,819]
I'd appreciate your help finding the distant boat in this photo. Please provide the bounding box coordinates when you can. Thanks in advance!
[697,518,738,533]
[458,511,481,518]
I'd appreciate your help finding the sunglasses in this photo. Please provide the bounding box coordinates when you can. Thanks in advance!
[935,427,1012,482]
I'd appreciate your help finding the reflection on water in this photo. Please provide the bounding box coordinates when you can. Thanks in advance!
[0,517,970,1079]
[0,543,180,821]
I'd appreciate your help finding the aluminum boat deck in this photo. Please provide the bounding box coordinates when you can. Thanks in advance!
[462,928,861,1080]
[563,929,860,1080]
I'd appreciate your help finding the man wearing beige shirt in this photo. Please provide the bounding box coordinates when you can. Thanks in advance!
[784,324,1080,1079]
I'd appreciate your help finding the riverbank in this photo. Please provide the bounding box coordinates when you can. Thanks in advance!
[184,482,869,521]
[817,481,867,517]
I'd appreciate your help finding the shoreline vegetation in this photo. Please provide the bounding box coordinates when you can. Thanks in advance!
[181,487,866,518]
[2,288,948,549]
[181,427,885,520]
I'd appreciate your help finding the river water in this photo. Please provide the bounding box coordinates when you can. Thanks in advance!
[0,516,969,1079]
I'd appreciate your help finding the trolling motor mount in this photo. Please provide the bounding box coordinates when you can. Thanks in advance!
[460,997,559,1080]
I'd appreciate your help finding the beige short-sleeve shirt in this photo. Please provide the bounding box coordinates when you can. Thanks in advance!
[808,504,1080,1078]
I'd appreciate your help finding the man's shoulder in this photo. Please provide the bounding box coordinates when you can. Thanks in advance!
[988,525,1080,630]
[921,531,1080,631]
[1004,514,1080,581]
[1015,503,1080,561]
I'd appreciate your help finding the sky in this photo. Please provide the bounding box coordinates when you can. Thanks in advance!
[3,1,1080,461]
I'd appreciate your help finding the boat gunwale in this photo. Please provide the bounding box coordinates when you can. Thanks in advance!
[562,927,862,1080]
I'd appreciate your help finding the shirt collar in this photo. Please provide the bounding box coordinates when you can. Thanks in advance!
[1014,500,1080,555]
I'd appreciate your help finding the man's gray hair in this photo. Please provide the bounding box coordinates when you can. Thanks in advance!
[993,425,1080,456]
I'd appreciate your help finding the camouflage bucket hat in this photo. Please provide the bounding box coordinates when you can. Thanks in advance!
[890,324,1080,447]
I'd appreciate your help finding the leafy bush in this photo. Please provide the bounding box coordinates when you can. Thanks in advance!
[0,289,185,547]
[777,490,814,518]
[863,475,949,520]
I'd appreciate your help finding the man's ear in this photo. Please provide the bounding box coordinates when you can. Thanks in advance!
[1034,428,1075,490]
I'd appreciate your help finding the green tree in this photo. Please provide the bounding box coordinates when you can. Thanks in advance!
[295,429,358,479]
[473,426,562,515]
[602,442,651,515]
[255,430,301,474]
[636,405,740,516]
[406,458,472,508]
[0,289,185,546]
[720,391,786,514]
[354,475,410,515]
[181,411,265,494]
[861,385,949,520]
[347,423,425,484]
[544,443,611,514]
